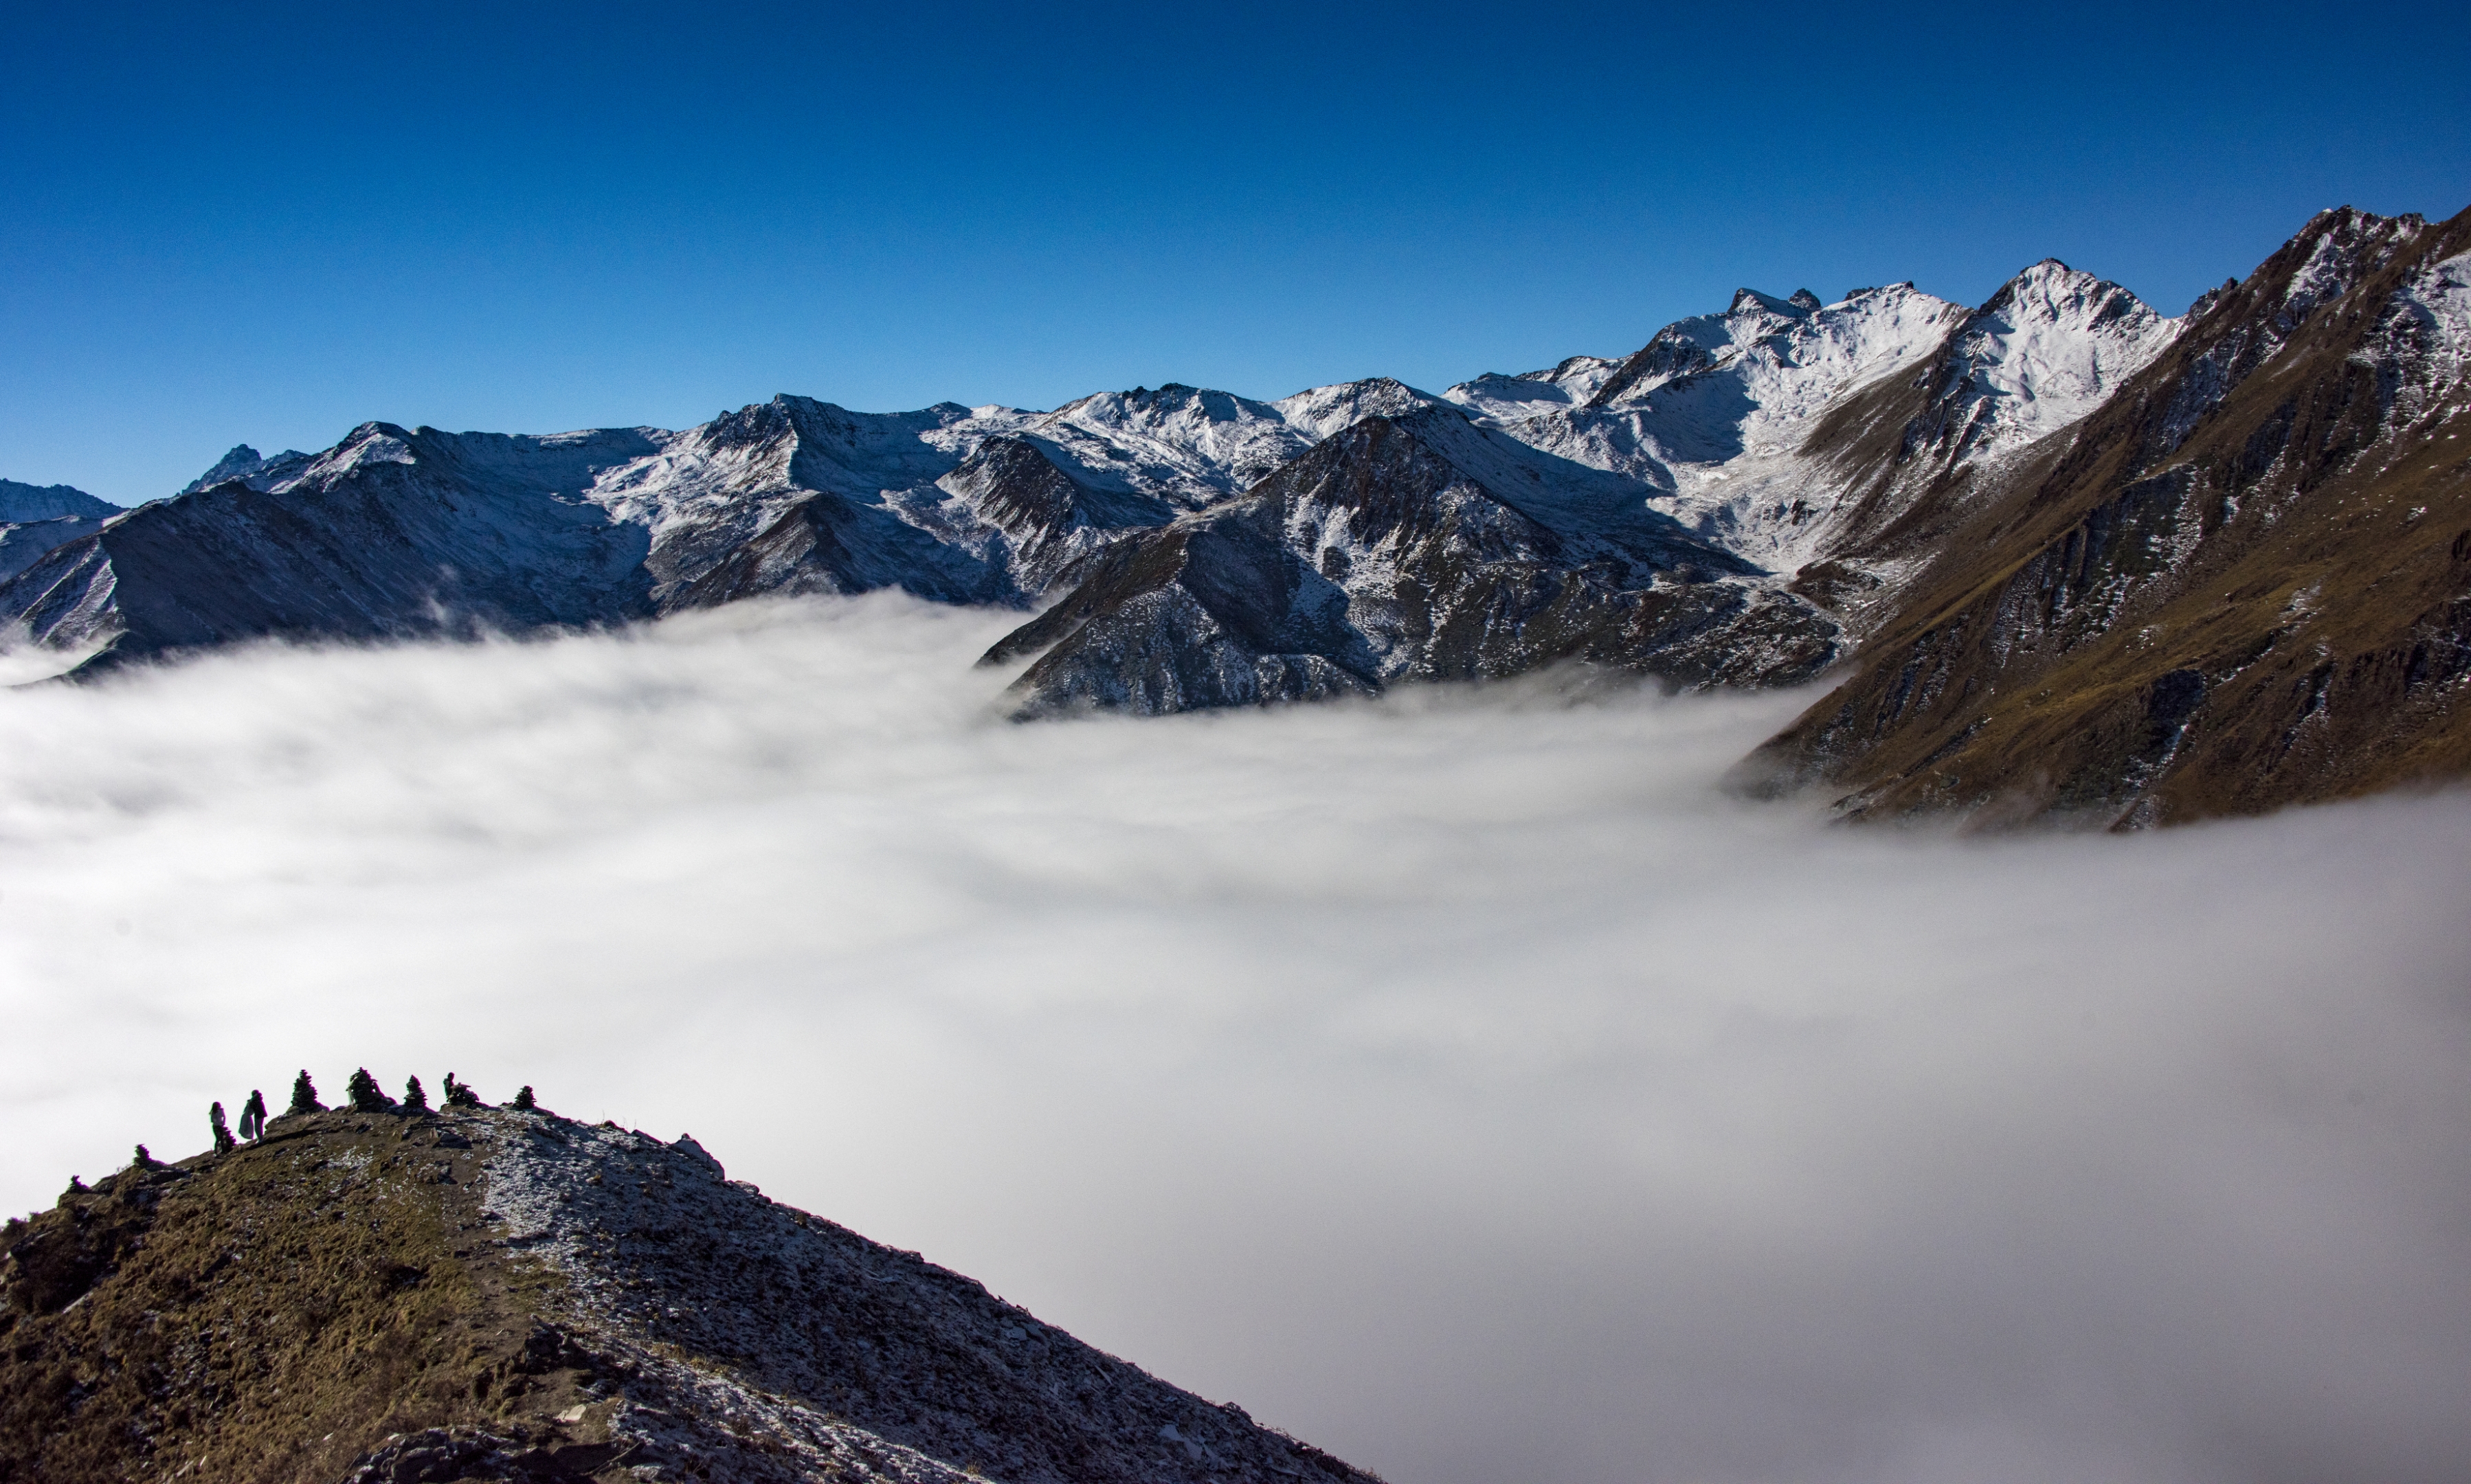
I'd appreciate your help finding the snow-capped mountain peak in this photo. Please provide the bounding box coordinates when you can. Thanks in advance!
[1020,383,1309,504]
[1270,376,1441,440]
[1919,259,2184,457]
[179,444,316,495]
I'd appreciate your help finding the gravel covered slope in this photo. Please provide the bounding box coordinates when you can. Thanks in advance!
[473,1108,1378,1484]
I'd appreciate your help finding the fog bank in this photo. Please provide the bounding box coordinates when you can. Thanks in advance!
[2,596,2466,1484]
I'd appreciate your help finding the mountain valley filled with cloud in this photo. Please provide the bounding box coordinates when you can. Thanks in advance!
[2,597,2466,1482]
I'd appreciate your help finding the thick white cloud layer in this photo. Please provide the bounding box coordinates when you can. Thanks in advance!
[2,595,2466,1484]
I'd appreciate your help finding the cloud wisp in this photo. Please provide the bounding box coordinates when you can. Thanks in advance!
[1,594,2466,1484]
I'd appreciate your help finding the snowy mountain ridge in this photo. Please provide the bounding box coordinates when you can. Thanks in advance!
[0,254,2190,688]
[14,201,2468,831]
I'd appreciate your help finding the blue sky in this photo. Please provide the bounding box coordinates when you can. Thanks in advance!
[3,1,2465,504]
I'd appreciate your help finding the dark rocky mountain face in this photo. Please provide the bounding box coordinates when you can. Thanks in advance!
[1,1106,1380,1484]
[983,407,1840,717]
[1741,205,2471,827]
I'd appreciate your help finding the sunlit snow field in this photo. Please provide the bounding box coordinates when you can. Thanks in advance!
[3,594,2468,1484]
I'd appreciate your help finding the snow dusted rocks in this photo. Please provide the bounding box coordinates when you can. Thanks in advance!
[984,405,1838,717]
[466,1108,1378,1484]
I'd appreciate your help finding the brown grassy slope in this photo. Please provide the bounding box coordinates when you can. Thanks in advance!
[0,1112,598,1484]
[1740,204,2471,827]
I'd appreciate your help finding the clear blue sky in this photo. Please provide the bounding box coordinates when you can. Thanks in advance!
[4,0,2465,504]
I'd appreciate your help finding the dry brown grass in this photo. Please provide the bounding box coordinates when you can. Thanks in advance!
[0,1112,592,1484]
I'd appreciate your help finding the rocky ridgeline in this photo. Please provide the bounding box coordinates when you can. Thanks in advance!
[0,1081,1379,1484]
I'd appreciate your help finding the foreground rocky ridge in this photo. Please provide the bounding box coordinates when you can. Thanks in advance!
[0,1103,1380,1484]
[3,201,2463,824]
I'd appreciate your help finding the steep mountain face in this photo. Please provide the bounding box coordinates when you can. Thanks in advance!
[1471,282,1972,566]
[599,396,1011,609]
[0,1103,1381,1484]
[985,405,1837,716]
[1741,205,2471,827]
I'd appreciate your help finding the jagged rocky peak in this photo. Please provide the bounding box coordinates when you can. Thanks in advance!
[1026,382,1315,504]
[691,393,862,454]
[1727,286,1821,318]
[304,420,423,481]
[683,394,965,455]
[2185,276,2240,320]
[180,443,313,495]
[0,1101,1385,1484]
[2270,206,2429,326]
[2146,205,2441,457]
[186,444,267,490]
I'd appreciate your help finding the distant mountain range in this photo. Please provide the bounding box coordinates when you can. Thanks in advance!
[5,203,2463,828]
[0,479,121,587]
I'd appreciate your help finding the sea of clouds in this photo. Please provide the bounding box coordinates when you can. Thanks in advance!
[1,593,2466,1484]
